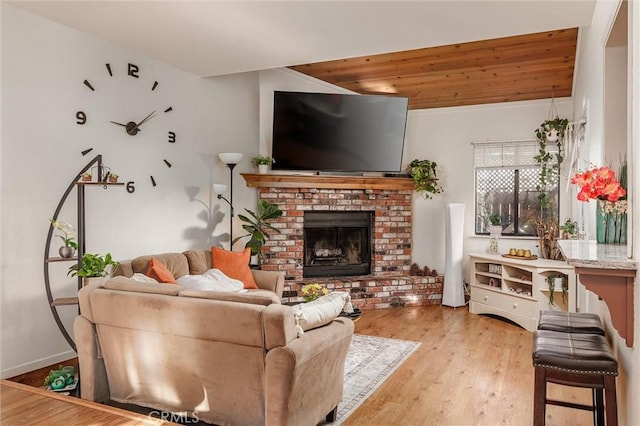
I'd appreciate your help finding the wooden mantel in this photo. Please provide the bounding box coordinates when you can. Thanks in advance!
[241,173,415,191]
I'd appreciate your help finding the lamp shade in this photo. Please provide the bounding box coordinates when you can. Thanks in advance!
[218,152,244,165]
[212,184,228,194]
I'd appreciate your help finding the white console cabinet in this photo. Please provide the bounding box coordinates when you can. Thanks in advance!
[469,253,576,331]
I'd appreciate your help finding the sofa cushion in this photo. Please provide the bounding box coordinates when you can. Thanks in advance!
[146,258,177,284]
[103,276,181,296]
[211,247,258,289]
[131,253,190,278]
[292,292,349,336]
[179,289,278,305]
[183,249,212,275]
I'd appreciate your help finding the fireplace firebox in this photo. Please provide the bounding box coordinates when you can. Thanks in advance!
[303,211,372,278]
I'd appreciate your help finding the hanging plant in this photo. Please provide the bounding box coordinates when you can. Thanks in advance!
[534,116,568,211]
[408,159,444,199]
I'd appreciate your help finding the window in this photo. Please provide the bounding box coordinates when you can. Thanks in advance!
[474,140,559,236]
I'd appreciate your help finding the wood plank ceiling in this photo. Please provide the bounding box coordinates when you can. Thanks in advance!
[289,28,578,110]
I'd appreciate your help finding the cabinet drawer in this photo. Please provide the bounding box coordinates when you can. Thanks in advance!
[471,286,535,317]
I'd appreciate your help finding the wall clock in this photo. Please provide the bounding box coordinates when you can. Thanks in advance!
[77,62,176,191]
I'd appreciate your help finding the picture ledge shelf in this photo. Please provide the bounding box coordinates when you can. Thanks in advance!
[241,173,414,190]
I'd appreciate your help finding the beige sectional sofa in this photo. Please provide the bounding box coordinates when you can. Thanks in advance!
[74,248,354,425]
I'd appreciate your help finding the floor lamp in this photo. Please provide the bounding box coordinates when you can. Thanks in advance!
[217,152,243,246]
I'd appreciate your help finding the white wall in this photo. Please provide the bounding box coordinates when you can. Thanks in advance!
[1,4,260,377]
[406,98,573,277]
[572,1,640,424]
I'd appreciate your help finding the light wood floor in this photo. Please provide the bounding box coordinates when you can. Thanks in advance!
[346,305,594,426]
[1,380,173,425]
[7,305,595,425]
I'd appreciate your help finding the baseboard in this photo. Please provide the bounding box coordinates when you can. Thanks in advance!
[1,350,76,379]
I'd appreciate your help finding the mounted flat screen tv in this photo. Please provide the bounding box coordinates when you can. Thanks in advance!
[271,91,409,173]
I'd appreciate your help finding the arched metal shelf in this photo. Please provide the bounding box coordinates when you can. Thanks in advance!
[43,154,123,351]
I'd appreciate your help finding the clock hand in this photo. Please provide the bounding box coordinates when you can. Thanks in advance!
[110,120,127,127]
[123,111,157,136]
[135,111,156,130]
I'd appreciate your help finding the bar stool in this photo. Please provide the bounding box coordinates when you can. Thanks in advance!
[532,330,618,426]
[538,311,605,335]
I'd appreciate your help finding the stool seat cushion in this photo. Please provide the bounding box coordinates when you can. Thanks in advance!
[533,330,618,375]
[538,311,605,335]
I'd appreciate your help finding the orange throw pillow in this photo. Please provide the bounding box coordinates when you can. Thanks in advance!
[146,258,177,284]
[211,247,258,289]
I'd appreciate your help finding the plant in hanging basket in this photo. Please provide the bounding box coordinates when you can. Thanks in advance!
[408,159,444,199]
[534,116,568,210]
[535,116,569,143]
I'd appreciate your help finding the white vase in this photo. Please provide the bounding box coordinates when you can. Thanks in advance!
[258,164,269,174]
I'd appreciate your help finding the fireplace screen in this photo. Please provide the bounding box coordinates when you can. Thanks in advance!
[303,211,372,278]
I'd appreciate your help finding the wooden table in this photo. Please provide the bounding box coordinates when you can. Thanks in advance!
[1,380,176,425]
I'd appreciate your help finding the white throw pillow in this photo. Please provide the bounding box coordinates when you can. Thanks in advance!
[293,291,351,336]
[176,268,246,293]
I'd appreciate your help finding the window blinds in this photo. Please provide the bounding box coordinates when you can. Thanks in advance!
[473,140,556,169]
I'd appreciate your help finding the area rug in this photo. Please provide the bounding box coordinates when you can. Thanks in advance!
[333,334,421,424]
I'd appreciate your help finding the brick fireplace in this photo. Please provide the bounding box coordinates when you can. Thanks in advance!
[242,174,443,310]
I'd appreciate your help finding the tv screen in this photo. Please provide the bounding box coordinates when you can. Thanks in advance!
[271,91,409,173]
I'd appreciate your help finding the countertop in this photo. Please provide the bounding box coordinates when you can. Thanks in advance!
[558,240,637,270]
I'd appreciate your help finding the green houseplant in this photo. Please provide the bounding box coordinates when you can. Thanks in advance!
[534,116,568,210]
[68,253,118,278]
[233,200,283,258]
[251,155,275,167]
[408,159,444,199]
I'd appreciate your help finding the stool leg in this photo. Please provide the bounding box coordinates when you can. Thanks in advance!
[604,375,618,426]
[534,366,547,426]
[594,388,604,426]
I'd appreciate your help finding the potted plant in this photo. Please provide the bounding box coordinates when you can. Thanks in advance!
[535,116,569,143]
[50,218,78,258]
[108,173,119,183]
[233,200,283,260]
[251,155,275,174]
[488,213,502,235]
[408,159,444,199]
[81,172,92,182]
[68,253,119,286]
[534,116,568,209]
[301,283,329,302]
[559,218,578,239]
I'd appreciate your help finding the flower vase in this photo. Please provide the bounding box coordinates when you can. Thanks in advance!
[596,200,627,244]
[58,246,75,258]
[258,164,269,174]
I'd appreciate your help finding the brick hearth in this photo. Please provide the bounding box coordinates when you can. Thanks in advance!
[242,174,443,310]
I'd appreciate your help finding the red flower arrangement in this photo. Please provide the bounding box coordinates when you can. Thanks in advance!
[570,166,626,202]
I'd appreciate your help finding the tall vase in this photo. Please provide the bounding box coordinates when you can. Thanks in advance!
[596,200,627,244]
